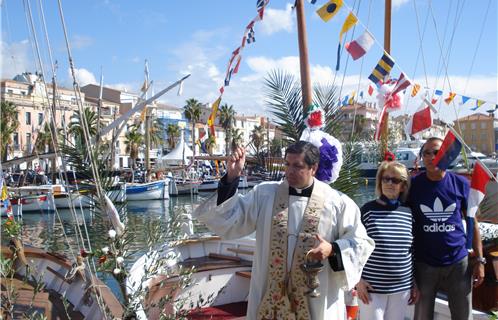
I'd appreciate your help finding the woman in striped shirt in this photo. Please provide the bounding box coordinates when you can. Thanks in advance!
[356,161,419,319]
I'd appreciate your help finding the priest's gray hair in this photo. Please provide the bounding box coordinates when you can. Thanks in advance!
[285,141,320,167]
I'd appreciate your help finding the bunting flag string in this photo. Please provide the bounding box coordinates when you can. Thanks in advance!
[206,0,270,142]
[336,11,358,71]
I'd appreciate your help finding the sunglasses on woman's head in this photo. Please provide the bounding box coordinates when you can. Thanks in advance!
[381,176,403,185]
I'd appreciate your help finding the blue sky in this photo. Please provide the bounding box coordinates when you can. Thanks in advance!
[1,0,497,122]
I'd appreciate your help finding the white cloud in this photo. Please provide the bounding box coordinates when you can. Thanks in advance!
[0,40,33,79]
[259,3,295,35]
[108,82,135,93]
[392,0,410,10]
[71,68,97,86]
[71,35,94,49]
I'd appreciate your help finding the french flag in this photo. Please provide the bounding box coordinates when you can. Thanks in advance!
[466,162,492,249]
[345,30,374,61]
[405,103,432,136]
[432,130,462,170]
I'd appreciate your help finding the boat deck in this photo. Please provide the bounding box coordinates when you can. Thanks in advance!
[1,275,84,319]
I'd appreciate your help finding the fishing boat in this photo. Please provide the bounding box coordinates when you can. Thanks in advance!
[1,242,123,319]
[127,234,255,319]
[126,179,169,201]
[167,176,200,196]
[197,177,220,192]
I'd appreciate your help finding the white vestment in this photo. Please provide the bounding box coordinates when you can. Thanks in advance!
[193,178,374,320]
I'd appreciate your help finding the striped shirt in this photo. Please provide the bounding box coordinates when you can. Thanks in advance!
[360,198,414,294]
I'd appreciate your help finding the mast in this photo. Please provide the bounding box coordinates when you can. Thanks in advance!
[296,0,313,115]
[380,0,392,154]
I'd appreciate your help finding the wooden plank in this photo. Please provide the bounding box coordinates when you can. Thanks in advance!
[226,247,254,256]
[235,271,252,279]
[208,252,241,262]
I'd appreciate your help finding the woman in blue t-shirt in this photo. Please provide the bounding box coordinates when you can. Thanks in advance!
[356,161,419,320]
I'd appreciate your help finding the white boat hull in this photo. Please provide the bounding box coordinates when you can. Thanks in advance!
[126,180,169,201]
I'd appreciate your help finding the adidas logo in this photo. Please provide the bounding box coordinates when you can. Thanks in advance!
[420,197,456,223]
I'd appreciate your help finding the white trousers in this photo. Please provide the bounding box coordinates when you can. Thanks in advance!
[359,290,410,320]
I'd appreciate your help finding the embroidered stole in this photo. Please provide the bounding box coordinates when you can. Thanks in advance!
[257,180,326,320]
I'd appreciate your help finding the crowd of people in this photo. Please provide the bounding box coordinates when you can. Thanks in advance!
[193,138,491,320]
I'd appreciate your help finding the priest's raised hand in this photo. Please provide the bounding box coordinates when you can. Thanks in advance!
[227,146,246,183]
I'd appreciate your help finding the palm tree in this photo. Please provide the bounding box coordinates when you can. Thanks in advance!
[68,107,98,150]
[230,128,244,151]
[124,125,143,170]
[166,123,181,149]
[148,118,165,149]
[205,135,217,156]
[264,69,361,198]
[34,123,55,153]
[250,125,266,165]
[183,98,202,157]
[0,101,19,161]
[218,103,236,156]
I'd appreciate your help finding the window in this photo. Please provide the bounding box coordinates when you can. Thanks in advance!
[481,133,487,141]
[461,123,466,130]
[481,122,487,129]
[13,133,19,150]
[26,133,32,151]
[7,89,13,95]
[26,112,31,125]
[38,113,43,125]
[21,91,26,96]
[471,123,476,130]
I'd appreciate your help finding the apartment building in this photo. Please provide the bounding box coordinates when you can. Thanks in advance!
[455,113,498,156]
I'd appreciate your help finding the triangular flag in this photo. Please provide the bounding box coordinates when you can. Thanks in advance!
[316,0,343,22]
[345,30,374,61]
[207,97,222,136]
[411,84,420,97]
[342,95,349,106]
[434,89,443,96]
[476,99,485,108]
[461,96,470,104]
[336,12,358,70]
[348,91,356,104]
[431,98,438,105]
[444,92,456,105]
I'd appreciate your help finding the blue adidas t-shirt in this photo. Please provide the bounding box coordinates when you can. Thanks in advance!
[408,171,470,266]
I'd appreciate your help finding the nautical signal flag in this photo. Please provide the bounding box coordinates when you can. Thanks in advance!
[207,97,222,136]
[466,162,493,249]
[345,30,374,61]
[411,84,420,97]
[432,130,462,171]
[461,96,470,104]
[336,12,358,70]
[405,102,432,136]
[391,72,412,96]
[444,92,456,104]
[368,85,374,96]
[368,52,395,86]
[471,99,485,111]
[317,0,343,22]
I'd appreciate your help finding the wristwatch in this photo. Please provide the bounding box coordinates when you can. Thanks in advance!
[476,256,487,265]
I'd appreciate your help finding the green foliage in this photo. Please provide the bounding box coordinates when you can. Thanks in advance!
[264,69,362,198]
[2,216,21,238]
[166,123,181,149]
[0,101,20,161]
[218,103,236,156]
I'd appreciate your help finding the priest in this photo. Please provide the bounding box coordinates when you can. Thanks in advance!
[193,141,374,320]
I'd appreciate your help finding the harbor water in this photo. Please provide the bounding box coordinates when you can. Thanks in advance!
[2,183,376,301]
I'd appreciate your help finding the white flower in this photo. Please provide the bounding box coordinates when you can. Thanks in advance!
[116,256,124,264]
[113,268,121,275]
[102,247,109,254]
[108,229,117,239]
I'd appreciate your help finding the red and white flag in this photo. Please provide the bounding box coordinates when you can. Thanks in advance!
[391,72,412,96]
[405,102,432,136]
[368,85,374,96]
[467,162,492,218]
[345,30,374,61]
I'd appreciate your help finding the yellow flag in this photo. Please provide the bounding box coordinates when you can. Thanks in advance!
[139,107,147,123]
[444,92,456,105]
[1,185,7,201]
[411,84,420,97]
[207,97,222,136]
[348,91,356,104]
[317,0,343,22]
[339,12,358,42]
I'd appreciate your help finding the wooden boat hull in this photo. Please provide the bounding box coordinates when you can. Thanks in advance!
[1,244,123,319]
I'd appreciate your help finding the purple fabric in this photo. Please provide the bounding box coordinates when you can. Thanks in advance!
[316,137,338,183]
